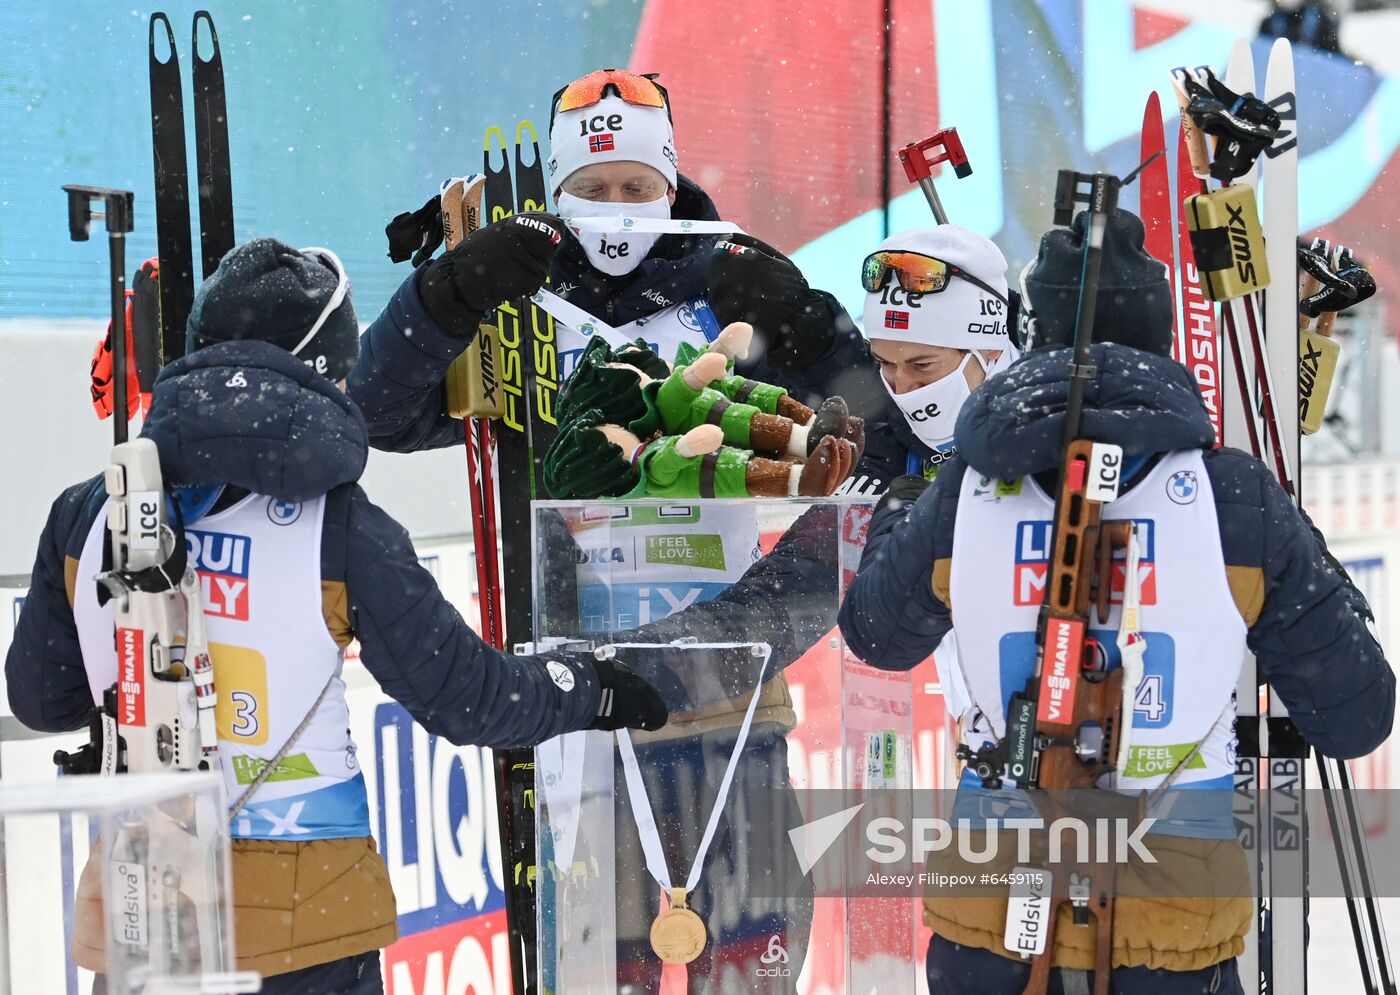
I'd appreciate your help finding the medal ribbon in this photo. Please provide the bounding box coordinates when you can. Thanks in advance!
[611,641,773,895]
[531,217,747,349]
[529,288,629,348]
[536,729,589,871]
[563,216,748,237]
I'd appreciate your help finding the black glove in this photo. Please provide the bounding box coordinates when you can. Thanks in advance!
[708,234,836,376]
[419,212,565,338]
[587,656,669,732]
[875,473,932,514]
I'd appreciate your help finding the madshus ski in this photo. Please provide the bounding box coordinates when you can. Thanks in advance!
[1155,36,1395,995]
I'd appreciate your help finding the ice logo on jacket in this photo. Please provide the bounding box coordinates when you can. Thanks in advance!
[1013,519,1156,606]
[185,529,252,620]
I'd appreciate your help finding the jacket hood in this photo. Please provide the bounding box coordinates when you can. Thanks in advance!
[141,340,369,501]
[552,173,723,325]
[954,343,1214,480]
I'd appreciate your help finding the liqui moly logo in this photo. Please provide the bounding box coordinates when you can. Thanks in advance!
[1037,617,1084,724]
[116,626,145,727]
[1013,520,1157,606]
[185,530,252,620]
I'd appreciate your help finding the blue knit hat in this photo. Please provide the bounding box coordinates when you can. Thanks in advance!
[186,238,359,380]
[1021,209,1174,357]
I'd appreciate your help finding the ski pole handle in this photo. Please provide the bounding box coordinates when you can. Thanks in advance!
[63,185,135,445]
[898,128,971,225]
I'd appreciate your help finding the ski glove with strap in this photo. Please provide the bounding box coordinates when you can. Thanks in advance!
[419,212,566,339]
[587,656,669,732]
[709,234,837,377]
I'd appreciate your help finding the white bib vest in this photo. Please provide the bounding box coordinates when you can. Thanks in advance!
[948,452,1246,833]
[556,295,723,383]
[74,492,368,840]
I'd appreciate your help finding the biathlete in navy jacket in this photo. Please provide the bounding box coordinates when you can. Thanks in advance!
[839,209,1395,994]
[346,68,918,993]
[4,238,666,994]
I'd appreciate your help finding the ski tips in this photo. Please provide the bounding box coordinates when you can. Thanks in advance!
[149,12,177,63]
[192,10,221,64]
[1143,89,1162,120]
[484,126,509,162]
[515,121,542,173]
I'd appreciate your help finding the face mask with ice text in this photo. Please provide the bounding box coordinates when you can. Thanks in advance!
[556,191,670,277]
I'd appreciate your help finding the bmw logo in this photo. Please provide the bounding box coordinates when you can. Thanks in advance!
[1167,470,1198,505]
[267,498,302,525]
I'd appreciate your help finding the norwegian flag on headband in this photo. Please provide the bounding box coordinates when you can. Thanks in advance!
[589,133,615,154]
[885,310,909,330]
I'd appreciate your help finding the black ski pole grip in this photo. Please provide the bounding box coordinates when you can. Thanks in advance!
[61,185,135,442]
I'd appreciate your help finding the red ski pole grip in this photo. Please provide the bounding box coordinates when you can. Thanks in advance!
[898,128,973,184]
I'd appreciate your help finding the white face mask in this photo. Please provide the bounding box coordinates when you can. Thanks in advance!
[556,191,669,277]
[883,350,1011,451]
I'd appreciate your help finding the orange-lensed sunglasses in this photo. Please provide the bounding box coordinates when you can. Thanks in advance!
[862,250,1007,304]
[550,69,672,131]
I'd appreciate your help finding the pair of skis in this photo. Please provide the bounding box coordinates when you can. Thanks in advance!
[465,122,559,995]
[1141,38,1395,995]
[149,10,234,366]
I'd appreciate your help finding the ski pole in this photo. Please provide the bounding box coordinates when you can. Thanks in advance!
[897,128,971,224]
[63,185,135,445]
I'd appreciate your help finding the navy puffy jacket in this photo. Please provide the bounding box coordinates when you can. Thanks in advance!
[6,340,602,748]
[839,343,1394,760]
[348,173,906,491]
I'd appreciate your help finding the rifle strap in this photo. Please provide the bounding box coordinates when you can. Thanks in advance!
[1144,698,1233,808]
[226,671,336,823]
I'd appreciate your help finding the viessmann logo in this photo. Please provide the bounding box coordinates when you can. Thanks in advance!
[1013,519,1157,606]
[116,626,146,727]
[1038,617,1084,724]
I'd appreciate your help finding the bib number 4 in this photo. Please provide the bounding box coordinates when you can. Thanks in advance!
[1133,674,1167,723]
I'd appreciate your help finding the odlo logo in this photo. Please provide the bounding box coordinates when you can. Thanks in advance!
[756,934,791,978]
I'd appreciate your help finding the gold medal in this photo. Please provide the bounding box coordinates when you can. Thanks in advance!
[650,888,708,964]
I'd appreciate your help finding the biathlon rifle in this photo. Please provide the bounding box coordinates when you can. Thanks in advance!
[956,164,1157,995]
[55,186,218,778]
